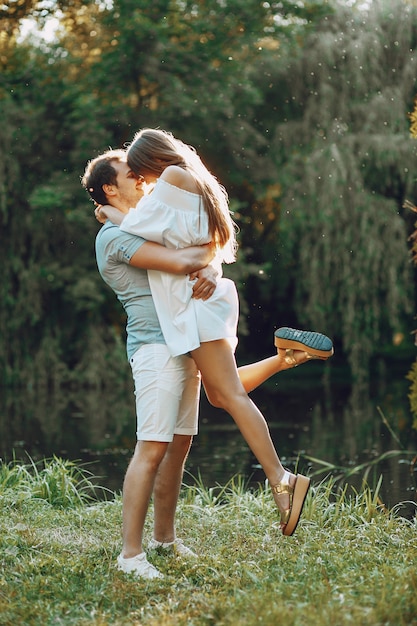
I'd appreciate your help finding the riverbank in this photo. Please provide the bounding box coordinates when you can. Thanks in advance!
[1,458,416,625]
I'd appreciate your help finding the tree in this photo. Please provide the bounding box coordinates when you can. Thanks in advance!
[1,0,415,388]
[242,0,417,380]
[0,17,115,387]
[1,0,330,386]
[405,89,417,430]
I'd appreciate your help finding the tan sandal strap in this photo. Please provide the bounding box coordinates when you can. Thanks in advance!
[271,470,293,495]
[271,471,294,527]
[283,349,298,367]
[305,352,325,361]
[280,508,291,525]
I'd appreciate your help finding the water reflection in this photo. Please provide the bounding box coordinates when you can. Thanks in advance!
[1,362,416,517]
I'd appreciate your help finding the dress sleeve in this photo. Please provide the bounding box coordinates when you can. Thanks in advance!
[119,197,166,245]
[119,181,211,249]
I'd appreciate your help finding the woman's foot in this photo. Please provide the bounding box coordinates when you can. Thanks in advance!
[276,348,318,371]
[271,470,311,536]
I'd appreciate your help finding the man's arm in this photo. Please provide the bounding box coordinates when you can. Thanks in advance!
[129,241,215,275]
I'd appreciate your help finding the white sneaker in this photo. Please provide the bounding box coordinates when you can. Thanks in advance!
[116,552,163,579]
[148,538,198,558]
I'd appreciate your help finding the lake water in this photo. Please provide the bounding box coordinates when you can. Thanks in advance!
[1,357,416,518]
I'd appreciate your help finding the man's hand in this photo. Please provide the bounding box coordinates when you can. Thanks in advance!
[190,265,218,300]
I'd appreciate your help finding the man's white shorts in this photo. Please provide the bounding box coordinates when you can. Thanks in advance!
[130,344,201,442]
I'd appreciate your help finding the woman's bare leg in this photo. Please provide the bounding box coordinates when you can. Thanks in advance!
[237,349,311,393]
[190,340,295,515]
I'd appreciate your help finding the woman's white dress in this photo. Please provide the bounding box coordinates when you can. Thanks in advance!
[120,178,239,357]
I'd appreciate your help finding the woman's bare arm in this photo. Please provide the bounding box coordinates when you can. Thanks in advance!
[129,241,215,275]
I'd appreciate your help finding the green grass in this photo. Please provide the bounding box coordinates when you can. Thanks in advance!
[0,455,111,507]
[0,458,416,626]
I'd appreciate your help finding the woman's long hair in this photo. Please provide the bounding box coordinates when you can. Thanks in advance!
[126,128,237,263]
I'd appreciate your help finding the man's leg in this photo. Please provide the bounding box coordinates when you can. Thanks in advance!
[152,434,193,543]
[151,353,200,551]
[121,440,168,558]
[117,345,186,577]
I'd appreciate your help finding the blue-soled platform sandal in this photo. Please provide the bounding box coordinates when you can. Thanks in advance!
[274,327,334,361]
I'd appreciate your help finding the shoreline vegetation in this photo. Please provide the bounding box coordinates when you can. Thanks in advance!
[1,458,416,626]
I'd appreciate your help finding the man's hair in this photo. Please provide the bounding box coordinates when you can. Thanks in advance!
[81,149,126,206]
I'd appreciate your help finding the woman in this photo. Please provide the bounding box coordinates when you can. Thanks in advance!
[99,128,334,536]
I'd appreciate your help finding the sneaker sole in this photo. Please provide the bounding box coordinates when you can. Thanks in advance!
[116,557,164,579]
[274,327,334,359]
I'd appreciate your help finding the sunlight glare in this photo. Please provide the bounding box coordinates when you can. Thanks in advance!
[19,14,62,43]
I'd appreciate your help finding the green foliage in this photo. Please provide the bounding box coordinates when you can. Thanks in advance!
[406,94,417,431]
[1,0,416,388]
[280,144,412,379]
[0,466,416,625]
[407,360,417,430]
[0,456,107,507]
[250,0,417,378]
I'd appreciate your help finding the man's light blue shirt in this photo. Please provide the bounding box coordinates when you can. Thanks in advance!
[95,221,165,360]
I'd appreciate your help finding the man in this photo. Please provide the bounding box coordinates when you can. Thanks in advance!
[82,149,332,579]
[82,149,217,580]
